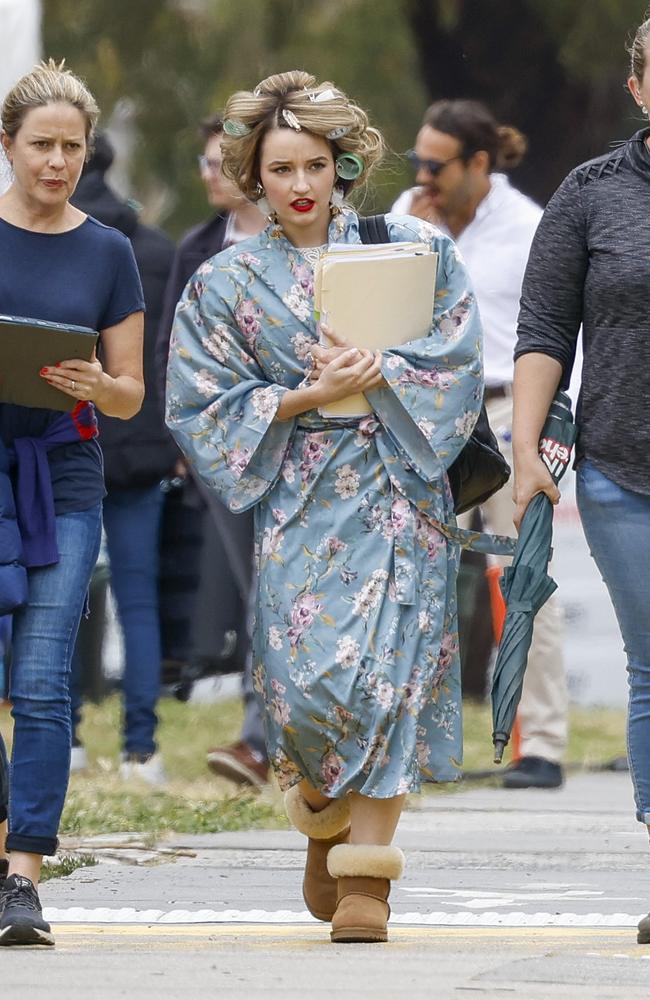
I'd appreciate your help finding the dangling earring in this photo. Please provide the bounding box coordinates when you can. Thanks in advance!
[255,183,272,219]
[329,186,345,214]
[643,104,649,117]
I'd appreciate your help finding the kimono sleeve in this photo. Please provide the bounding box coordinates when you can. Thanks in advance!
[165,269,295,512]
[365,217,483,484]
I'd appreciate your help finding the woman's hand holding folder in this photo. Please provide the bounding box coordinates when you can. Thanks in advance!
[309,324,386,389]
[276,329,384,422]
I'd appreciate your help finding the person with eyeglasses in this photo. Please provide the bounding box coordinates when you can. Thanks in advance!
[393,99,569,791]
[157,114,268,788]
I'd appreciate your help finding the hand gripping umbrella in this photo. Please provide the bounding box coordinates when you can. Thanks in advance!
[491,391,577,763]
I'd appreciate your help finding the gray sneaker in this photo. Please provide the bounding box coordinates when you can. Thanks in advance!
[638,912,650,944]
[0,874,54,946]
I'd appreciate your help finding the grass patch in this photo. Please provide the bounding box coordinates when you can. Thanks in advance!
[461,700,626,774]
[1,693,628,837]
[41,854,97,884]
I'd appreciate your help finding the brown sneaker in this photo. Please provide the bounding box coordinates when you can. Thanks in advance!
[206,741,268,787]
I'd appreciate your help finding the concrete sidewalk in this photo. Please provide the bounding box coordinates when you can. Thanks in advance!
[6,771,650,999]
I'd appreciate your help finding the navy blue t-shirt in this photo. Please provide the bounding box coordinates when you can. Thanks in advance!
[0,215,145,513]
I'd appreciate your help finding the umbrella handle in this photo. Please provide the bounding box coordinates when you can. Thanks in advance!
[492,732,509,764]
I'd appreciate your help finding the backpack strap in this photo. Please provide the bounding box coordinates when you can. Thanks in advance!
[358,214,389,245]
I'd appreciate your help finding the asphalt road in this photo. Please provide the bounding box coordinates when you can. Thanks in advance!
[3,772,649,999]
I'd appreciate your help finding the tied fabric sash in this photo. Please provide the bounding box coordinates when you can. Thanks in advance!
[10,402,98,567]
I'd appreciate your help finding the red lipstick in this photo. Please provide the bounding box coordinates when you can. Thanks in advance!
[291,199,315,213]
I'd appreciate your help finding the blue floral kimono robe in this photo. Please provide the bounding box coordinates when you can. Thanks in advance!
[166,207,483,799]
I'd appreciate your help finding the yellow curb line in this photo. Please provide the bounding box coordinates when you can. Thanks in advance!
[52,924,637,939]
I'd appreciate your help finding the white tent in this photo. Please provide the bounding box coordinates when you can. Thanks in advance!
[0,0,41,189]
[0,0,41,102]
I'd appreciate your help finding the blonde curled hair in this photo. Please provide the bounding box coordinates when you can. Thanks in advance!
[220,70,385,200]
[1,59,99,151]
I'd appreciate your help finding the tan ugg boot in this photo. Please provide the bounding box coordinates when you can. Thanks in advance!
[327,843,405,943]
[284,786,350,922]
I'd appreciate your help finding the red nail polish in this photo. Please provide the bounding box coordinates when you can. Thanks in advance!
[55,362,61,367]
[40,367,48,375]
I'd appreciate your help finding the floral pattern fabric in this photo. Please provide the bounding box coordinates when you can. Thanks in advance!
[166,208,483,798]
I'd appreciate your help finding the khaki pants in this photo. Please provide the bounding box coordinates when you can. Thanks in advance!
[458,392,568,763]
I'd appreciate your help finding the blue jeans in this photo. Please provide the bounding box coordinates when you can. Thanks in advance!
[5,504,102,856]
[72,485,164,756]
[576,459,650,824]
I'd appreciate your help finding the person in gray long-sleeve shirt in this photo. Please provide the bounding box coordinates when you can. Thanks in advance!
[512,10,650,946]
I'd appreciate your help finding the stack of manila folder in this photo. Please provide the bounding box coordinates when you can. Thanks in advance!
[313,240,438,417]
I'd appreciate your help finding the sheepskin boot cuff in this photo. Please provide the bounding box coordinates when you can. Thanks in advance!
[284,786,350,840]
[327,844,405,881]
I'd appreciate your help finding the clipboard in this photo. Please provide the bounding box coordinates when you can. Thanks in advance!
[314,243,437,417]
[0,314,99,412]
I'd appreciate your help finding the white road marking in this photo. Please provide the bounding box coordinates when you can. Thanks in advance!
[398,887,641,909]
[41,907,645,928]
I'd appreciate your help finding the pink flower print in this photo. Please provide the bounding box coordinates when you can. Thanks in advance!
[291,260,314,296]
[352,569,389,620]
[320,748,345,792]
[299,433,331,482]
[335,635,361,669]
[455,410,477,439]
[237,252,261,267]
[261,526,284,558]
[282,459,296,484]
[194,369,220,398]
[390,496,411,538]
[251,386,278,423]
[234,299,263,349]
[290,591,321,631]
[397,367,445,388]
[416,739,431,768]
[270,695,291,727]
[270,677,287,696]
[287,591,321,649]
[376,681,395,710]
[290,331,315,362]
[354,415,380,448]
[415,510,444,560]
[227,446,253,479]
[438,296,471,339]
[325,535,347,555]
[268,626,283,651]
[334,464,360,500]
[438,630,458,673]
[364,733,389,772]
[195,259,214,277]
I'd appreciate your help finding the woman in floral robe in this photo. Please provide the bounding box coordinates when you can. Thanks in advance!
[166,71,483,943]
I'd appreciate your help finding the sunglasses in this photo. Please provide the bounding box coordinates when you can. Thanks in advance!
[198,154,222,175]
[405,150,464,176]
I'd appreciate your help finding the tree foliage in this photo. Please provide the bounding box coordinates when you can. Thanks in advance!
[404,0,647,201]
[42,0,650,235]
[43,0,426,235]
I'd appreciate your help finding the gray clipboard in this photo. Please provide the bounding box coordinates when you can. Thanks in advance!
[0,315,99,412]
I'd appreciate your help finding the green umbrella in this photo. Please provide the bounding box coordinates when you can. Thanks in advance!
[491,391,577,763]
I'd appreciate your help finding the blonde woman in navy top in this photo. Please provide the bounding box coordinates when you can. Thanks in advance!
[0,60,144,946]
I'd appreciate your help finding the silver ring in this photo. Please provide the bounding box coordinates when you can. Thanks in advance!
[71,380,76,391]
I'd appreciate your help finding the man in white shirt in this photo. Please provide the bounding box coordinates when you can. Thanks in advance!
[393,100,568,789]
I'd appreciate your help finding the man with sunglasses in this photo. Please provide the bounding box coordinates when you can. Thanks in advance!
[394,99,568,791]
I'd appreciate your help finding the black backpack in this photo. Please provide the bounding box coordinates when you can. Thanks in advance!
[358,214,510,514]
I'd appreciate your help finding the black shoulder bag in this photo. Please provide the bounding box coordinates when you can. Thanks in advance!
[358,214,510,514]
